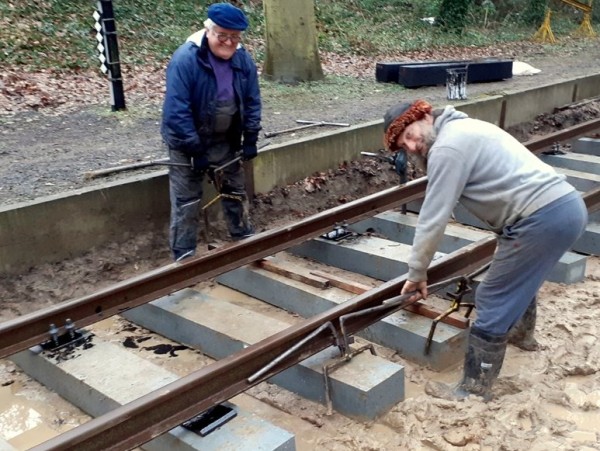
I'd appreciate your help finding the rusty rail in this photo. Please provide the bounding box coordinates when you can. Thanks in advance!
[0,180,426,359]
[32,237,497,451]
[1,117,599,450]
[3,118,599,360]
[523,117,600,153]
[32,185,600,451]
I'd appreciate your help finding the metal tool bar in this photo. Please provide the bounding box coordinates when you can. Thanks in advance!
[31,235,497,451]
[264,120,350,138]
[83,140,270,181]
[337,269,486,356]
[246,321,340,384]
[205,140,270,192]
[423,263,490,354]
[152,161,191,167]
[82,158,189,179]
[212,155,241,175]
[264,122,327,138]
[360,151,395,165]
[295,120,350,127]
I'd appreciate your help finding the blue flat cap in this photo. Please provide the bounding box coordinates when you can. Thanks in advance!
[208,3,249,31]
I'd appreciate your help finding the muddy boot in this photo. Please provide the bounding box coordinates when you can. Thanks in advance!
[425,326,507,402]
[221,188,254,241]
[507,297,539,351]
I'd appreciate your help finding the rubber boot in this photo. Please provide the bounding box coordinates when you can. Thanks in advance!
[507,297,539,351]
[425,326,507,402]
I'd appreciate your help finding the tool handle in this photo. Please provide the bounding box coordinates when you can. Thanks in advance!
[295,120,350,127]
[152,161,192,167]
[360,151,395,165]
[83,158,167,179]
[264,122,321,138]
[212,155,242,174]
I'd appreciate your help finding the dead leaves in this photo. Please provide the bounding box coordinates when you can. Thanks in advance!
[303,173,328,193]
[1,70,57,111]
[0,65,165,116]
[0,39,552,116]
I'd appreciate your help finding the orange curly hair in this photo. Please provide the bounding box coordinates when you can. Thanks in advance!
[384,100,432,152]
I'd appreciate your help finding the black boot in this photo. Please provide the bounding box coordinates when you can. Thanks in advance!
[507,297,539,351]
[426,326,507,402]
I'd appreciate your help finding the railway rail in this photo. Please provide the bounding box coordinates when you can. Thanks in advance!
[1,118,599,450]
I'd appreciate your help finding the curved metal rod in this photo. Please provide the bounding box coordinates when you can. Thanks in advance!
[339,263,491,356]
[247,321,341,383]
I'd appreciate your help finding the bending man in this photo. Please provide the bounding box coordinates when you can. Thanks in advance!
[384,99,587,401]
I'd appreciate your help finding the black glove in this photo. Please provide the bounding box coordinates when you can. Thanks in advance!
[393,151,407,177]
[242,131,259,161]
[190,154,210,173]
[242,142,258,161]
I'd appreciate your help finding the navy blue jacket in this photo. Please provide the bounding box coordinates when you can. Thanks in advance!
[161,31,261,155]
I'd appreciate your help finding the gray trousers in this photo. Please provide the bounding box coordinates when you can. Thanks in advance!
[168,141,253,261]
[474,191,587,335]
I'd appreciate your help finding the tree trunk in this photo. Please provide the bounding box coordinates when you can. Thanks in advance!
[262,0,323,83]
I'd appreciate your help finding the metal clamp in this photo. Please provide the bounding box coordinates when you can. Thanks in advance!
[337,269,490,360]
[321,223,353,241]
[424,263,490,354]
[323,343,377,415]
[424,278,474,355]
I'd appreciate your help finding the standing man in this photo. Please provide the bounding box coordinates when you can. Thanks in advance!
[161,2,261,261]
[384,99,587,401]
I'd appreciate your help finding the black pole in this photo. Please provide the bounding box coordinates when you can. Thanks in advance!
[97,0,126,111]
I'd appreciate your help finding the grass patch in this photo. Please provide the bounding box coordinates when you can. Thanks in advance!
[1,0,594,71]
[261,74,405,110]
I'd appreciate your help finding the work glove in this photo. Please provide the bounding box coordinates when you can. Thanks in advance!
[242,132,259,161]
[393,151,407,177]
[190,154,210,173]
[242,142,258,161]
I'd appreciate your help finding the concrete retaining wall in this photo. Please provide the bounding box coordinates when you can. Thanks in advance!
[2,74,599,274]
[0,174,169,274]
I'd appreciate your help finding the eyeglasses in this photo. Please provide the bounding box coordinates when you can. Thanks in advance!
[213,31,243,44]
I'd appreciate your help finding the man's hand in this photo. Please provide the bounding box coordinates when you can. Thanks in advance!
[401,280,428,302]
[242,131,259,161]
[191,154,210,173]
[242,142,258,161]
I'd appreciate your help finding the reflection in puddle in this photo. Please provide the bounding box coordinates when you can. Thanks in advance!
[0,386,43,440]
[545,402,600,431]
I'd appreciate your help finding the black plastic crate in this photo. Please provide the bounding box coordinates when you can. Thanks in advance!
[375,62,404,83]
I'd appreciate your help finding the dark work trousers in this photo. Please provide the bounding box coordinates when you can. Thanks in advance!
[474,191,587,335]
[168,104,254,261]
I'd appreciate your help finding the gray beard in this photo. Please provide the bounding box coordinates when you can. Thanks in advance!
[412,126,437,173]
[424,126,437,150]
[409,153,427,173]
